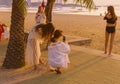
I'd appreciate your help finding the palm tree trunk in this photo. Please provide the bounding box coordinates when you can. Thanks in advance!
[45,0,55,23]
[2,0,26,69]
[45,0,95,23]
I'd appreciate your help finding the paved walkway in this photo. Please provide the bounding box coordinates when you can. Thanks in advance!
[1,45,120,84]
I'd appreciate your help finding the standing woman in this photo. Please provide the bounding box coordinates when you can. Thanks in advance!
[104,6,117,56]
[25,23,55,70]
[35,5,46,25]
[2,24,10,40]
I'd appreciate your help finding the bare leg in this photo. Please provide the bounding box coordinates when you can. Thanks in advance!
[34,65,38,70]
[49,65,55,71]
[34,64,40,70]
[39,58,44,64]
[109,33,115,55]
[104,32,109,54]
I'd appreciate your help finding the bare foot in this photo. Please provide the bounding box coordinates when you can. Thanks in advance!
[34,65,41,70]
[104,51,107,54]
[108,54,113,57]
[108,52,112,56]
[39,59,44,64]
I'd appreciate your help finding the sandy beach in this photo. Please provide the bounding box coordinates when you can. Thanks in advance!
[0,11,120,84]
[0,12,120,55]
[1,45,120,84]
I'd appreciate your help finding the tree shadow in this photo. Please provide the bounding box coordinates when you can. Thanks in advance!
[17,55,107,84]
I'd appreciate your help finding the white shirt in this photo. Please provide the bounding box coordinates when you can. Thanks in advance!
[3,26,10,39]
[48,42,70,68]
[35,13,46,25]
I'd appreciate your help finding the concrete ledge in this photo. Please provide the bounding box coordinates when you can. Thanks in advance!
[66,36,92,46]
[24,33,92,46]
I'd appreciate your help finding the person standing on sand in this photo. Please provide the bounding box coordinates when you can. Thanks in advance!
[104,6,117,56]
[25,3,46,44]
[25,23,55,70]
[48,30,70,74]
[2,24,10,40]
[35,5,46,25]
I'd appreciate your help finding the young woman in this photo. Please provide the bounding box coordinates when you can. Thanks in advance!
[48,30,70,74]
[35,5,46,25]
[25,23,55,70]
[104,6,117,56]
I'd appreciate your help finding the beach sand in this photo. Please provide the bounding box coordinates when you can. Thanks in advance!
[1,45,120,84]
[0,12,120,54]
[0,12,120,84]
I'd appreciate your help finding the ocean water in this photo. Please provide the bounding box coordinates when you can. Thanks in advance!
[0,5,120,16]
[52,6,120,16]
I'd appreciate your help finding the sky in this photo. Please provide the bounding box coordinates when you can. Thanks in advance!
[67,0,120,6]
[31,0,120,6]
[93,0,120,6]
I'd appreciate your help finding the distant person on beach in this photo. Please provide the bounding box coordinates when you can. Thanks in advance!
[25,5,46,44]
[2,24,10,40]
[48,30,70,74]
[25,23,55,70]
[35,5,46,25]
[0,23,4,41]
[104,6,117,56]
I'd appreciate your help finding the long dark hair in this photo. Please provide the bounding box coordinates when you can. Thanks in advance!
[108,6,117,19]
[51,30,63,42]
[35,23,55,41]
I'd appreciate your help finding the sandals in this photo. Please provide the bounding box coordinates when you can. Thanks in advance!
[50,67,62,74]
[55,69,61,74]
